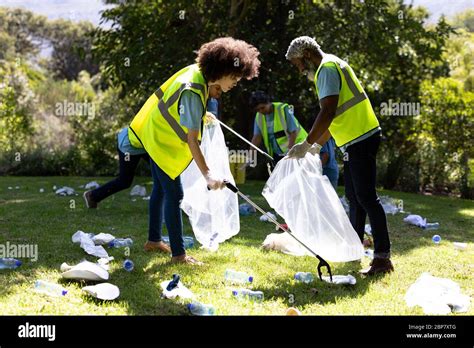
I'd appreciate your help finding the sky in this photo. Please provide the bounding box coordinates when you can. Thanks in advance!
[1,0,473,26]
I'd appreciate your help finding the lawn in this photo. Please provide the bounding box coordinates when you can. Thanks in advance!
[0,176,473,315]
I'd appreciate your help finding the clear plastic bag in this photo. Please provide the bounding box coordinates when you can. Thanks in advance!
[180,122,240,251]
[262,153,363,262]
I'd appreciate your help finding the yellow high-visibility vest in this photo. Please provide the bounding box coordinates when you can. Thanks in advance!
[128,64,207,179]
[255,102,308,156]
[315,54,380,147]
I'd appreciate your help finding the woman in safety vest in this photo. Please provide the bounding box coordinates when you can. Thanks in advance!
[127,37,260,265]
[285,36,393,276]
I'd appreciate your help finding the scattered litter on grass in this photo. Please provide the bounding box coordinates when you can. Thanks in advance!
[34,280,67,297]
[85,181,100,190]
[259,211,276,222]
[60,260,109,281]
[405,273,470,314]
[322,275,356,285]
[239,203,256,216]
[123,259,134,272]
[262,232,311,256]
[82,283,120,300]
[453,242,467,250]
[161,276,194,299]
[130,185,146,197]
[55,186,75,196]
[403,214,427,228]
[39,188,44,193]
[72,230,109,258]
[379,195,403,215]
[91,233,115,245]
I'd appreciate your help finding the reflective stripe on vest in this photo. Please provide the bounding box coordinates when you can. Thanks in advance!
[255,102,308,156]
[128,64,207,179]
[315,54,379,147]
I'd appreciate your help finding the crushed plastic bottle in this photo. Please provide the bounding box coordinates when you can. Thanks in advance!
[423,222,440,231]
[109,238,133,248]
[432,235,441,244]
[232,288,264,302]
[0,258,22,270]
[224,269,253,284]
[187,301,215,315]
[166,274,180,291]
[34,280,68,297]
[162,236,194,249]
[294,272,314,284]
[453,242,467,251]
[123,259,134,272]
[239,203,256,216]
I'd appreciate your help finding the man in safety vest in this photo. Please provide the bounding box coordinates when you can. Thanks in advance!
[285,36,393,276]
[249,90,307,164]
[128,37,261,265]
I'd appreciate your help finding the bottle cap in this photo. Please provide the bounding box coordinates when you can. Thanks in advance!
[187,303,194,310]
[248,276,253,283]
[62,290,68,296]
[15,260,22,267]
[232,290,238,296]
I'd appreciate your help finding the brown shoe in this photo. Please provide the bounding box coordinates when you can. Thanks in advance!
[144,240,171,253]
[171,254,204,266]
[83,190,98,208]
[363,237,373,248]
[360,258,394,276]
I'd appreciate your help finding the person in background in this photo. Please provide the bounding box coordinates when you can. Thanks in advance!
[249,90,307,164]
[320,136,339,190]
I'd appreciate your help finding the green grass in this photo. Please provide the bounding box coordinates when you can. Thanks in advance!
[0,176,473,315]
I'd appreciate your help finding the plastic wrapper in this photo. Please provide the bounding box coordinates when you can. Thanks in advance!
[181,122,240,251]
[262,153,363,262]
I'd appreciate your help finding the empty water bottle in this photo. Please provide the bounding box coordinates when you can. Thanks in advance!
[166,274,180,291]
[232,289,264,302]
[162,236,194,249]
[294,272,314,284]
[109,238,133,248]
[123,259,134,272]
[187,301,215,316]
[0,258,22,270]
[224,269,253,284]
[432,235,441,244]
[424,222,440,230]
[239,203,256,216]
[34,280,68,297]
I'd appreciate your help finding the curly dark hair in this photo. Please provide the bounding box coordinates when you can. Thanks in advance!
[196,37,261,82]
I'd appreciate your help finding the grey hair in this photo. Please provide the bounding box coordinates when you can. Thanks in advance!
[285,36,323,60]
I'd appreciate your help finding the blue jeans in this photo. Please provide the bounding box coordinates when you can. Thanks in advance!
[148,160,185,257]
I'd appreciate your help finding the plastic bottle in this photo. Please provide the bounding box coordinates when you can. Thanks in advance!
[224,269,253,284]
[162,236,194,249]
[109,238,133,248]
[423,222,440,230]
[232,289,264,302]
[0,258,22,270]
[123,259,134,272]
[294,272,314,284]
[187,301,215,316]
[166,274,180,291]
[432,235,441,244]
[453,242,467,250]
[34,280,68,297]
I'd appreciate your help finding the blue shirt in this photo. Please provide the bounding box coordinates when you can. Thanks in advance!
[253,105,298,155]
[117,127,146,155]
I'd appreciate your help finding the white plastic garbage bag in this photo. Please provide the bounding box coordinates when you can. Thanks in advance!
[262,153,363,262]
[60,261,109,281]
[130,185,146,197]
[405,273,470,314]
[181,122,240,251]
[82,283,120,300]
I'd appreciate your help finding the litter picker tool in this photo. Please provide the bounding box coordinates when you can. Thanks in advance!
[216,119,274,175]
[222,180,333,282]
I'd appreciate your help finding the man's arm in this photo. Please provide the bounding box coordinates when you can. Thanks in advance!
[287,130,297,150]
[187,129,209,175]
[251,134,262,148]
[307,95,338,146]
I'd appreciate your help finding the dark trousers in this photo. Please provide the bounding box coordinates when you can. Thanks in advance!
[343,131,391,259]
[148,160,185,257]
[90,148,149,203]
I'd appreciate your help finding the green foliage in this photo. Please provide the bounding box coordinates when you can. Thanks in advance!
[93,0,453,189]
[417,78,474,198]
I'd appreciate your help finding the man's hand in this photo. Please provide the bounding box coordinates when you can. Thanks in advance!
[287,140,312,159]
[308,143,322,156]
[204,111,217,125]
[204,171,225,190]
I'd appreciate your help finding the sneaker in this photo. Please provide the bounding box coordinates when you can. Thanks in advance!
[360,258,394,276]
[171,254,204,266]
[83,190,98,209]
[144,241,171,253]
